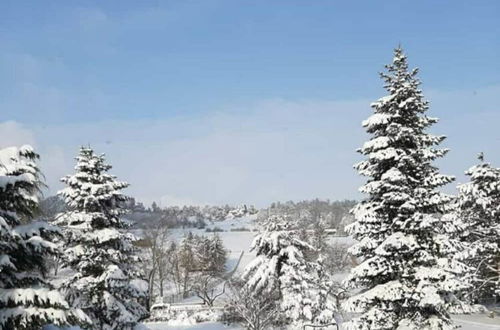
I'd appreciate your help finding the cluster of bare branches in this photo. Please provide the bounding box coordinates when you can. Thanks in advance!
[140,224,229,307]
[225,279,280,330]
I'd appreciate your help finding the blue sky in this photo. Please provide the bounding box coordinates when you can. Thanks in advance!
[0,1,499,206]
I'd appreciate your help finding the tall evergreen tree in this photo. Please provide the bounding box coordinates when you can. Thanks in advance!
[457,154,500,302]
[344,48,469,330]
[243,215,336,328]
[0,145,88,329]
[56,147,148,330]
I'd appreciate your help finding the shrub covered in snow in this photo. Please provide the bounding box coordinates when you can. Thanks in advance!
[242,214,337,328]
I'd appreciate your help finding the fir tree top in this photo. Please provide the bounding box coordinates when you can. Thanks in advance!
[458,154,500,246]
[0,145,42,224]
[58,146,129,229]
[353,47,455,250]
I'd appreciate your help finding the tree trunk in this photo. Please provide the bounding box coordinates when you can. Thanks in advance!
[148,268,156,307]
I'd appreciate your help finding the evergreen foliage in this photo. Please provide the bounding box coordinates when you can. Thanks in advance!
[457,155,500,302]
[0,145,88,329]
[56,147,148,330]
[243,215,337,328]
[344,48,470,330]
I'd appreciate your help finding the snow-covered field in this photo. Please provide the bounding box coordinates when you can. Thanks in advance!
[141,216,500,330]
[140,322,242,330]
[168,215,258,273]
[166,215,359,275]
[140,316,500,330]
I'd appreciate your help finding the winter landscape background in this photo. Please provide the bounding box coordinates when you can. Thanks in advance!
[0,1,499,330]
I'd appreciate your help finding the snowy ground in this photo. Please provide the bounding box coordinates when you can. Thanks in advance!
[140,315,500,330]
[140,322,242,330]
[453,314,500,329]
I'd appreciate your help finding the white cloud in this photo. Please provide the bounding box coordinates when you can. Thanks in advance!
[0,121,67,197]
[0,121,36,148]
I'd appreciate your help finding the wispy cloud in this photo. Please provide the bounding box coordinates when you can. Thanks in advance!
[26,97,367,206]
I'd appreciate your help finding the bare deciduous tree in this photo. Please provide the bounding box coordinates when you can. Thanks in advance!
[142,222,169,306]
[193,273,226,307]
[226,279,279,330]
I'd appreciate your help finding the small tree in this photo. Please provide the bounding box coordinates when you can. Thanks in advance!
[226,279,279,330]
[192,234,228,306]
[206,233,227,273]
[56,147,148,329]
[165,241,184,295]
[0,145,88,329]
[142,222,169,307]
[192,273,226,307]
[243,215,336,328]
[457,154,500,303]
[177,232,197,297]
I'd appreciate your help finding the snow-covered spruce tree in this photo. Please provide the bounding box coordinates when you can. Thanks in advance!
[457,154,500,302]
[242,214,336,328]
[56,147,148,330]
[0,145,88,329]
[344,47,470,330]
